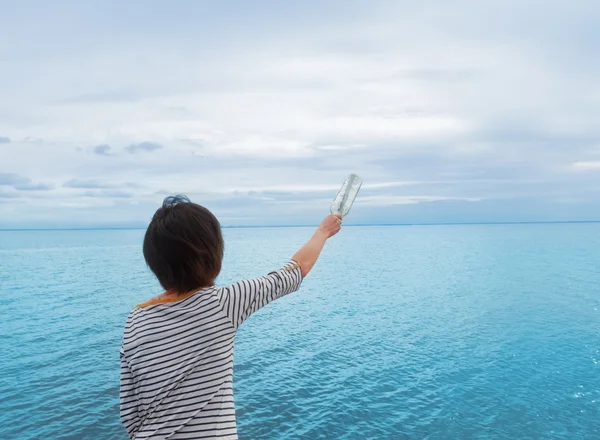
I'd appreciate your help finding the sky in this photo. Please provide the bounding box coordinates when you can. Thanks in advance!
[1,0,600,228]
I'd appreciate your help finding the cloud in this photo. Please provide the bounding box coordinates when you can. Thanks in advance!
[0,173,29,186]
[63,179,114,189]
[0,189,20,199]
[93,144,111,155]
[571,161,600,171]
[125,141,163,154]
[62,179,143,190]
[1,1,600,227]
[0,173,52,192]
[83,189,134,198]
[13,183,53,191]
[356,195,483,207]
[22,136,44,143]
[0,136,10,144]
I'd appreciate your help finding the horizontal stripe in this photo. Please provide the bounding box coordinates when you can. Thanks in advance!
[120,262,302,439]
[135,354,233,392]
[127,313,232,355]
[131,324,234,369]
[124,298,224,340]
[137,342,234,383]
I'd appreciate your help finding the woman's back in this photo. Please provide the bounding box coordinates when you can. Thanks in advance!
[120,263,302,440]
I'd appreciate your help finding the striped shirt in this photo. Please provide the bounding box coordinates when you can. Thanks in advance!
[120,261,303,439]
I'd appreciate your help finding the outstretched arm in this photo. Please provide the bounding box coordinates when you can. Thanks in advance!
[217,214,342,328]
[292,214,342,278]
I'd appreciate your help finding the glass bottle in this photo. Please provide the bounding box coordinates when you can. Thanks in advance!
[330,173,363,217]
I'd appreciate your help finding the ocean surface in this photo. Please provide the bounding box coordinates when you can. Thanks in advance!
[1,224,599,439]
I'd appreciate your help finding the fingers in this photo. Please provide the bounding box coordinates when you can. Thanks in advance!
[333,223,342,236]
[334,217,342,235]
[322,214,342,238]
[332,214,342,228]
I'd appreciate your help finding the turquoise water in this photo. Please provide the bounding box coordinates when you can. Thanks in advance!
[1,224,600,439]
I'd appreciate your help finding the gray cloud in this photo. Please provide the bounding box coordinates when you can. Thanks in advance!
[0,173,52,191]
[0,189,20,198]
[63,179,143,190]
[0,136,10,144]
[0,173,29,185]
[83,189,134,198]
[93,144,111,155]
[13,183,53,191]
[126,141,163,154]
[63,179,113,189]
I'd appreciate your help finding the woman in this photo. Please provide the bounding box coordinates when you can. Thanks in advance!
[120,195,341,439]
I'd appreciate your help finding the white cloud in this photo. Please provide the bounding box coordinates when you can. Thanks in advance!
[1,0,600,227]
[357,195,483,207]
[571,161,600,171]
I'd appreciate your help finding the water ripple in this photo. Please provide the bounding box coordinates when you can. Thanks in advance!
[1,225,600,439]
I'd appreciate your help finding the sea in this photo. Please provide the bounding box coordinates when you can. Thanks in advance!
[1,224,599,439]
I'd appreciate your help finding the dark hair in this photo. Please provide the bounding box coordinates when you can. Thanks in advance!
[143,195,224,294]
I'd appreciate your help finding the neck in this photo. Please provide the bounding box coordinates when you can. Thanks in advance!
[164,283,213,298]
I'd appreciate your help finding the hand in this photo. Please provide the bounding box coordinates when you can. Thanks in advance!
[317,214,342,239]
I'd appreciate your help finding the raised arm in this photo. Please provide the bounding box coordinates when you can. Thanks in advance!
[217,214,342,328]
[292,214,342,277]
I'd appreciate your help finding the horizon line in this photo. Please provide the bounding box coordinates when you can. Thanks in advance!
[2,219,600,232]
